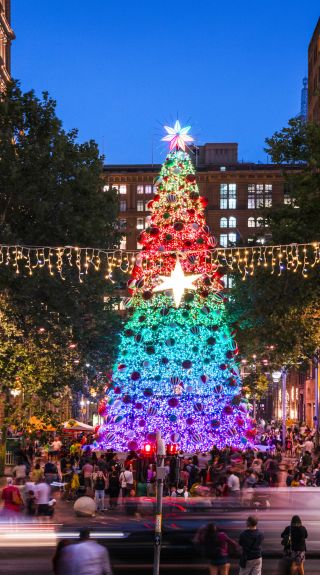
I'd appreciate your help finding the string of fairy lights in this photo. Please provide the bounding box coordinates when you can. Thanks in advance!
[0,242,319,281]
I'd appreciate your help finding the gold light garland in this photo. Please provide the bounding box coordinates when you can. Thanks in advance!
[0,242,319,280]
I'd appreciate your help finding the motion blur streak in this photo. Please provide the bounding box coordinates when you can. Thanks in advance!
[0,525,126,547]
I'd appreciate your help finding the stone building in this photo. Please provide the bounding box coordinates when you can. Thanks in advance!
[308,17,320,123]
[0,0,14,92]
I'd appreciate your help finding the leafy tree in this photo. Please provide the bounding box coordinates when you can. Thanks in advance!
[264,118,320,243]
[0,292,76,436]
[0,81,122,440]
[227,118,320,377]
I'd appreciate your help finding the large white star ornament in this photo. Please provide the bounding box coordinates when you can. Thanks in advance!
[162,120,194,151]
[153,259,201,307]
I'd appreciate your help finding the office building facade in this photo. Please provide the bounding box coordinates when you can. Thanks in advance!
[308,17,320,123]
[0,0,14,92]
[103,143,296,252]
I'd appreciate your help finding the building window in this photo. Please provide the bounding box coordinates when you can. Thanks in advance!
[137,200,144,212]
[220,183,236,209]
[220,234,228,247]
[109,184,126,194]
[153,185,158,193]
[137,240,143,250]
[120,236,127,250]
[136,218,144,230]
[220,216,236,228]
[120,200,127,212]
[284,185,292,205]
[221,274,234,289]
[248,184,272,208]
[247,217,268,228]
[119,219,127,230]
[137,184,153,195]
[219,233,237,247]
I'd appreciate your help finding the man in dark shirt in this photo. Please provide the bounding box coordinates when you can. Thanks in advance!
[239,515,264,575]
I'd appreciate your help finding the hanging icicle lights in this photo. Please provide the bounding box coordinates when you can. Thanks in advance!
[0,242,319,281]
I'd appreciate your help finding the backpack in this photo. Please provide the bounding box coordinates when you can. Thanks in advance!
[12,488,23,506]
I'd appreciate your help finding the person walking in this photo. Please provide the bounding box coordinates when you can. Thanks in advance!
[281,515,308,575]
[1,477,23,518]
[94,470,106,512]
[195,522,238,575]
[57,528,113,575]
[119,466,134,498]
[13,460,27,485]
[35,476,51,516]
[238,516,264,575]
[226,470,240,498]
[82,460,94,492]
[30,462,44,483]
[108,470,120,510]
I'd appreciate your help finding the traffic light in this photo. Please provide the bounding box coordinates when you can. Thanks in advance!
[141,442,154,456]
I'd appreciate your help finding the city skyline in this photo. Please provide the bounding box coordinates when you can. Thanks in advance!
[12,1,319,164]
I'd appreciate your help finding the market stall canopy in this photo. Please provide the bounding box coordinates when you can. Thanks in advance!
[62,419,94,432]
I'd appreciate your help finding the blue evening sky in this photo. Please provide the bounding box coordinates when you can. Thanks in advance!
[12,1,319,164]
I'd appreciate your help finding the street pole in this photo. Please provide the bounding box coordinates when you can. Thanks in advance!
[314,352,319,446]
[153,431,166,575]
[281,369,287,450]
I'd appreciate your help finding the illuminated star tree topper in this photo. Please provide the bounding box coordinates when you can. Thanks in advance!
[153,259,202,307]
[162,120,193,151]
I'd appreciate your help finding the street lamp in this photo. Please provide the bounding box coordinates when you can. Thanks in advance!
[272,369,286,449]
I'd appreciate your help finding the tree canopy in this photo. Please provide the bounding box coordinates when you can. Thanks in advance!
[0,81,121,429]
[228,118,320,368]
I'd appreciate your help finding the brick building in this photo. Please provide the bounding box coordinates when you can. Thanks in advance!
[0,0,14,92]
[308,17,320,123]
[103,143,298,252]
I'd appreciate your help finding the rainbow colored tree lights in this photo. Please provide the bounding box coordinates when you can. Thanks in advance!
[96,123,253,452]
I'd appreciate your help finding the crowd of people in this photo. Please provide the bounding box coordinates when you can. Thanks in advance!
[2,419,320,519]
[1,421,318,575]
[195,514,308,575]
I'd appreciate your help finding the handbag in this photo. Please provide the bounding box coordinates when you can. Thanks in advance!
[281,527,292,557]
[240,534,258,569]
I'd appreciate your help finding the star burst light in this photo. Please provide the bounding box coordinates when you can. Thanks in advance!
[153,259,202,307]
[162,120,194,151]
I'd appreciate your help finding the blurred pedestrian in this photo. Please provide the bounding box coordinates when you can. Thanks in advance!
[35,477,51,516]
[238,516,264,575]
[13,460,27,485]
[53,539,72,575]
[108,470,120,510]
[119,466,134,497]
[1,477,23,517]
[281,515,308,575]
[58,527,113,575]
[94,470,106,512]
[26,489,37,516]
[195,522,238,575]
[82,460,94,492]
[30,462,44,483]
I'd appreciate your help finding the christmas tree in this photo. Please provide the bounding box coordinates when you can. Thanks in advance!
[96,121,253,452]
